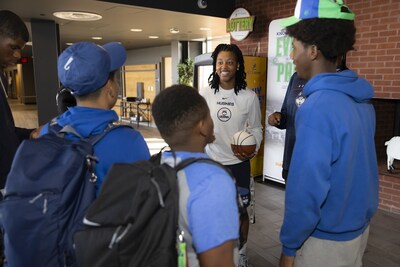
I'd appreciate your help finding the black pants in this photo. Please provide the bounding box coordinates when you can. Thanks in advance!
[225,160,251,208]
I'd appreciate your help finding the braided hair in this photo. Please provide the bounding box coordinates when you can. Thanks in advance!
[208,44,247,95]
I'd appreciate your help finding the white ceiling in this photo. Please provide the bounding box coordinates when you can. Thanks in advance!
[0,0,230,52]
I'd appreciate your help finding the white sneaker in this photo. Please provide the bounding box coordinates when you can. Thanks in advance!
[237,254,253,267]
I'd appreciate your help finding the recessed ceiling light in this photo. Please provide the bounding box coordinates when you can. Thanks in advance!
[53,11,102,21]
[200,27,211,31]
[91,36,103,40]
[191,38,206,42]
[170,28,180,34]
[66,42,74,46]
[130,28,143,32]
[148,36,159,39]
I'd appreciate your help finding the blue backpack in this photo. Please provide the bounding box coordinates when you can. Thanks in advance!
[0,122,124,267]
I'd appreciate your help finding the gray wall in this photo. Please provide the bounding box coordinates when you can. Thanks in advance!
[31,19,60,124]
[125,45,171,65]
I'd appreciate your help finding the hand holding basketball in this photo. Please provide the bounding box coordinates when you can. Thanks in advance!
[231,130,257,160]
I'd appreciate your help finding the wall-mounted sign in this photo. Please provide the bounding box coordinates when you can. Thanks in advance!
[226,8,255,41]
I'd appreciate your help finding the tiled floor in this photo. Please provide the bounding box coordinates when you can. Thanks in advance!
[9,99,400,266]
[247,180,400,267]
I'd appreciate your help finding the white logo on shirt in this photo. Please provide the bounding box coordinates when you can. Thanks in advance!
[295,91,306,107]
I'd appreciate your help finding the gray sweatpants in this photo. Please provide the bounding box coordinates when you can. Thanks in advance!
[294,226,370,267]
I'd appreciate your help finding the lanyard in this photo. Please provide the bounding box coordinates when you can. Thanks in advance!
[0,74,8,98]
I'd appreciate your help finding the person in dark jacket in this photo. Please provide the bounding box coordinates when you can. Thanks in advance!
[267,72,306,181]
[0,10,41,266]
[0,10,40,189]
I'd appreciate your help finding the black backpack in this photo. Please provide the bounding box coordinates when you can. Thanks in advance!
[0,122,125,267]
[73,153,239,267]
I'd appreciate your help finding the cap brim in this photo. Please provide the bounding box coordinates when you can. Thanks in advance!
[280,16,301,27]
[102,42,127,71]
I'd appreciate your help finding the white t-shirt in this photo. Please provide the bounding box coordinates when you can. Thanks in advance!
[200,86,263,165]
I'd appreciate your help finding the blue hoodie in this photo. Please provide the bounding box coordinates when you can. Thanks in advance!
[280,70,379,256]
[40,107,150,193]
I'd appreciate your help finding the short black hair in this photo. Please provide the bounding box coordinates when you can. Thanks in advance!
[152,85,209,140]
[0,10,29,42]
[208,43,247,94]
[286,18,356,64]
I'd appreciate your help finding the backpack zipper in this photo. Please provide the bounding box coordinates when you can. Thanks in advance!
[150,177,165,207]
[29,192,50,214]
[108,224,132,248]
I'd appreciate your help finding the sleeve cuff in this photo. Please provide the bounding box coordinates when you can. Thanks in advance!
[282,246,297,257]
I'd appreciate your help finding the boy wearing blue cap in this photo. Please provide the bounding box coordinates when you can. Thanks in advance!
[278,1,378,267]
[40,41,150,192]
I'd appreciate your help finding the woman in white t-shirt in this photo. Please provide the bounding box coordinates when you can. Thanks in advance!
[200,43,263,267]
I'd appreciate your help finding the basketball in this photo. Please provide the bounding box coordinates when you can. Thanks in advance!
[231,130,257,158]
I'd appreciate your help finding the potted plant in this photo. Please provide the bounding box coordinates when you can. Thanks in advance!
[177,58,194,86]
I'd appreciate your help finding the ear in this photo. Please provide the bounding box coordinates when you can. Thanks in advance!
[198,119,207,137]
[104,80,114,97]
[197,116,215,144]
[309,45,319,61]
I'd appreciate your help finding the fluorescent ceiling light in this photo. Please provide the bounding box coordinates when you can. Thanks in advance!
[170,28,180,34]
[91,36,103,40]
[130,28,143,32]
[25,41,32,46]
[191,38,206,41]
[53,11,102,21]
[148,36,159,39]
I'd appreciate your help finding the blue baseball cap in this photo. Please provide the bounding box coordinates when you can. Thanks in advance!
[281,0,355,27]
[58,41,126,96]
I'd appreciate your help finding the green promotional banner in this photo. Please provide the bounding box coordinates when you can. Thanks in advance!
[263,19,295,184]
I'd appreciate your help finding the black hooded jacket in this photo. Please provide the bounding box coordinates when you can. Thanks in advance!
[0,72,33,188]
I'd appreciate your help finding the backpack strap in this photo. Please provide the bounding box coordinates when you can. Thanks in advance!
[175,157,231,176]
[47,119,84,139]
[85,124,132,146]
[48,120,132,146]
[59,125,84,139]
[47,122,132,183]
[150,146,172,165]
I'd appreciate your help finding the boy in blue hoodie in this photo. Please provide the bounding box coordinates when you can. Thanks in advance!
[279,1,379,267]
[40,42,150,193]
